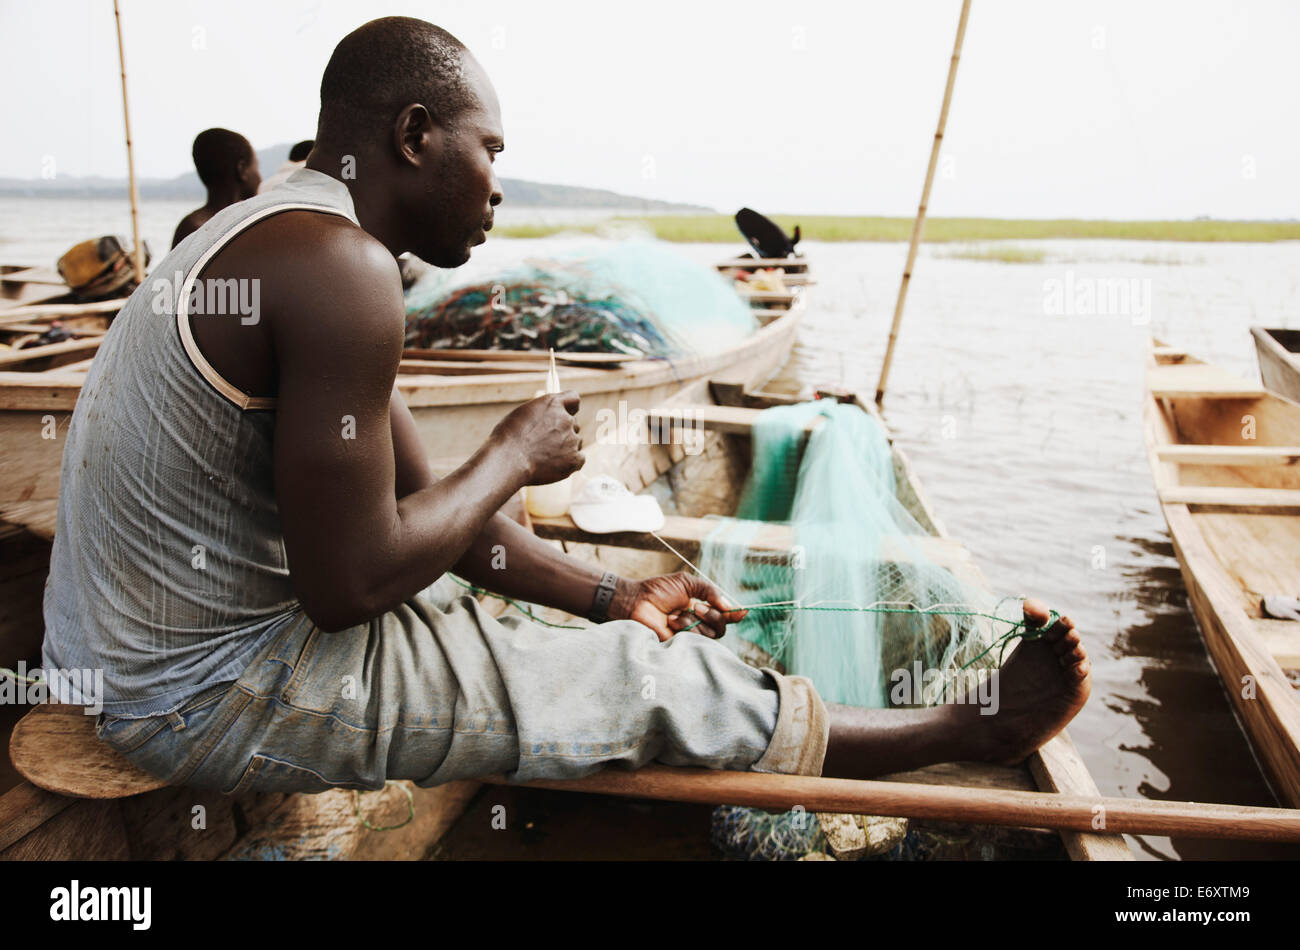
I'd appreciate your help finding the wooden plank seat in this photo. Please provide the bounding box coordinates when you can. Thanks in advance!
[0,336,103,370]
[0,499,59,540]
[1155,444,1300,466]
[1147,364,1265,399]
[1255,619,1300,671]
[1151,346,1188,364]
[9,703,167,799]
[648,402,822,438]
[736,289,797,305]
[1159,486,1300,513]
[531,512,973,574]
[714,257,808,273]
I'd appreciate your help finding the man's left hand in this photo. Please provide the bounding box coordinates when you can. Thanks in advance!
[612,573,748,642]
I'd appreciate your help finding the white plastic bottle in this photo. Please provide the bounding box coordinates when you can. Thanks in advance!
[524,350,575,518]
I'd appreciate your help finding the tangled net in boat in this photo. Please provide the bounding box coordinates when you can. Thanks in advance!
[403,241,757,357]
[710,804,825,861]
[699,400,1015,709]
[694,401,1036,860]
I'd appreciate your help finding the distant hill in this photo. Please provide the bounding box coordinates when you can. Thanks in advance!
[0,142,713,212]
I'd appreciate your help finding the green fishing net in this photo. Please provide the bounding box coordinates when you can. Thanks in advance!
[700,400,1029,860]
[404,240,757,356]
[699,400,1014,710]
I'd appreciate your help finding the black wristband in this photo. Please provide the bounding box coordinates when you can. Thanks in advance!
[587,572,619,624]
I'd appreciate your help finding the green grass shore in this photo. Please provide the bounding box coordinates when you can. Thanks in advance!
[497,214,1300,243]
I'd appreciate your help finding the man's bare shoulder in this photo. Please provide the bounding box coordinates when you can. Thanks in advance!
[232,210,404,338]
[253,210,399,290]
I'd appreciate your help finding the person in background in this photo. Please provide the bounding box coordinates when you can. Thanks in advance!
[258,139,315,194]
[171,128,261,248]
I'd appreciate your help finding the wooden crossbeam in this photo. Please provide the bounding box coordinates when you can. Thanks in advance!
[531,512,971,573]
[647,403,821,437]
[1147,364,1264,399]
[0,336,102,369]
[402,347,630,367]
[1161,486,1300,513]
[1156,444,1300,466]
[736,289,797,304]
[0,299,122,323]
[715,257,808,271]
[1256,619,1300,670]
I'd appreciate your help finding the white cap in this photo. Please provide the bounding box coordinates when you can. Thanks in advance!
[568,475,665,534]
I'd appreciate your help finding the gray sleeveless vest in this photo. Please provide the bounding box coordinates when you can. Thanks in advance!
[42,169,360,717]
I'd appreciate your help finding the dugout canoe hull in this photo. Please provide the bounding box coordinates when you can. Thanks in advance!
[0,257,802,526]
[438,372,1133,860]
[1143,337,1300,809]
[1251,326,1300,405]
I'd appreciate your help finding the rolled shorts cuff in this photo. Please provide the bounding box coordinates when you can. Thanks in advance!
[751,670,829,777]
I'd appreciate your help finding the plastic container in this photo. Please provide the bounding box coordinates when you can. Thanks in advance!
[523,350,575,518]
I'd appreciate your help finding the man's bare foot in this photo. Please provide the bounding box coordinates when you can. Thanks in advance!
[959,599,1092,765]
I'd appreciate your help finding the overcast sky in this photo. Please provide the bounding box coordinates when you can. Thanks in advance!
[3,0,1298,218]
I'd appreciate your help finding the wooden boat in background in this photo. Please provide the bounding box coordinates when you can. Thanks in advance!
[1144,337,1300,808]
[0,255,803,535]
[1251,326,1300,404]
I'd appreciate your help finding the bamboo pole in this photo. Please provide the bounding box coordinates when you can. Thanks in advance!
[874,0,971,406]
[112,0,145,285]
[490,764,1300,844]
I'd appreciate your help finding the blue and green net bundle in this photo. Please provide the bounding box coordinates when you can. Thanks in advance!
[701,402,1039,860]
[403,240,758,357]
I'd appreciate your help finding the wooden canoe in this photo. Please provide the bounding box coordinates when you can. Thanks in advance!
[1251,326,1300,404]
[1143,336,1300,809]
[431,367,1134,859]
[0,256,802,530]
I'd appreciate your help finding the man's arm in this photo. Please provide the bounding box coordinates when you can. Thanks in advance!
[269,222,583,631]
[389,379,744,640]
[388,383,628,620]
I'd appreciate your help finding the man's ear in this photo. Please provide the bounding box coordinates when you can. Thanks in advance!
[394,104,439,168]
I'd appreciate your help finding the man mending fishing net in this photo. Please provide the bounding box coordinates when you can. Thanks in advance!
[42,17,1090,796]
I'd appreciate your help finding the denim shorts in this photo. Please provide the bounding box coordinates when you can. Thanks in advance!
[95,576,829,795]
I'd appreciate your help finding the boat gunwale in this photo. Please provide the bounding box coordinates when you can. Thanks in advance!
[1143,336,1300,809]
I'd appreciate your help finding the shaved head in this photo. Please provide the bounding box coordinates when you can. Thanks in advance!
[317,17,474,142]
[309,17,504,268]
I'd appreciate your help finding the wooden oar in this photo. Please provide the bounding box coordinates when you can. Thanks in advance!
[486,764,1300,843]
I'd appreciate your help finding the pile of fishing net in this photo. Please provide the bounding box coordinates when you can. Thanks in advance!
[403,241,757,357]
[698,401,1032,860]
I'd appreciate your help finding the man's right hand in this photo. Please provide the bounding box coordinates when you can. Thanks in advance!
[493,390,584,485]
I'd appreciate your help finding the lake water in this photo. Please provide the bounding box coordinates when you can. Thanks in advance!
[4,196,1298,860]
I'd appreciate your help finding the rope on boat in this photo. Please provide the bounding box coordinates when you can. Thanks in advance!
[447,572,1058,672]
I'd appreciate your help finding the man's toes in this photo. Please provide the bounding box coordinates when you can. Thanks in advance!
[1059,645,1086,667]
[1065,657,1091,683]
[1022,599,1050,626]
[1053,629,1082,655]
